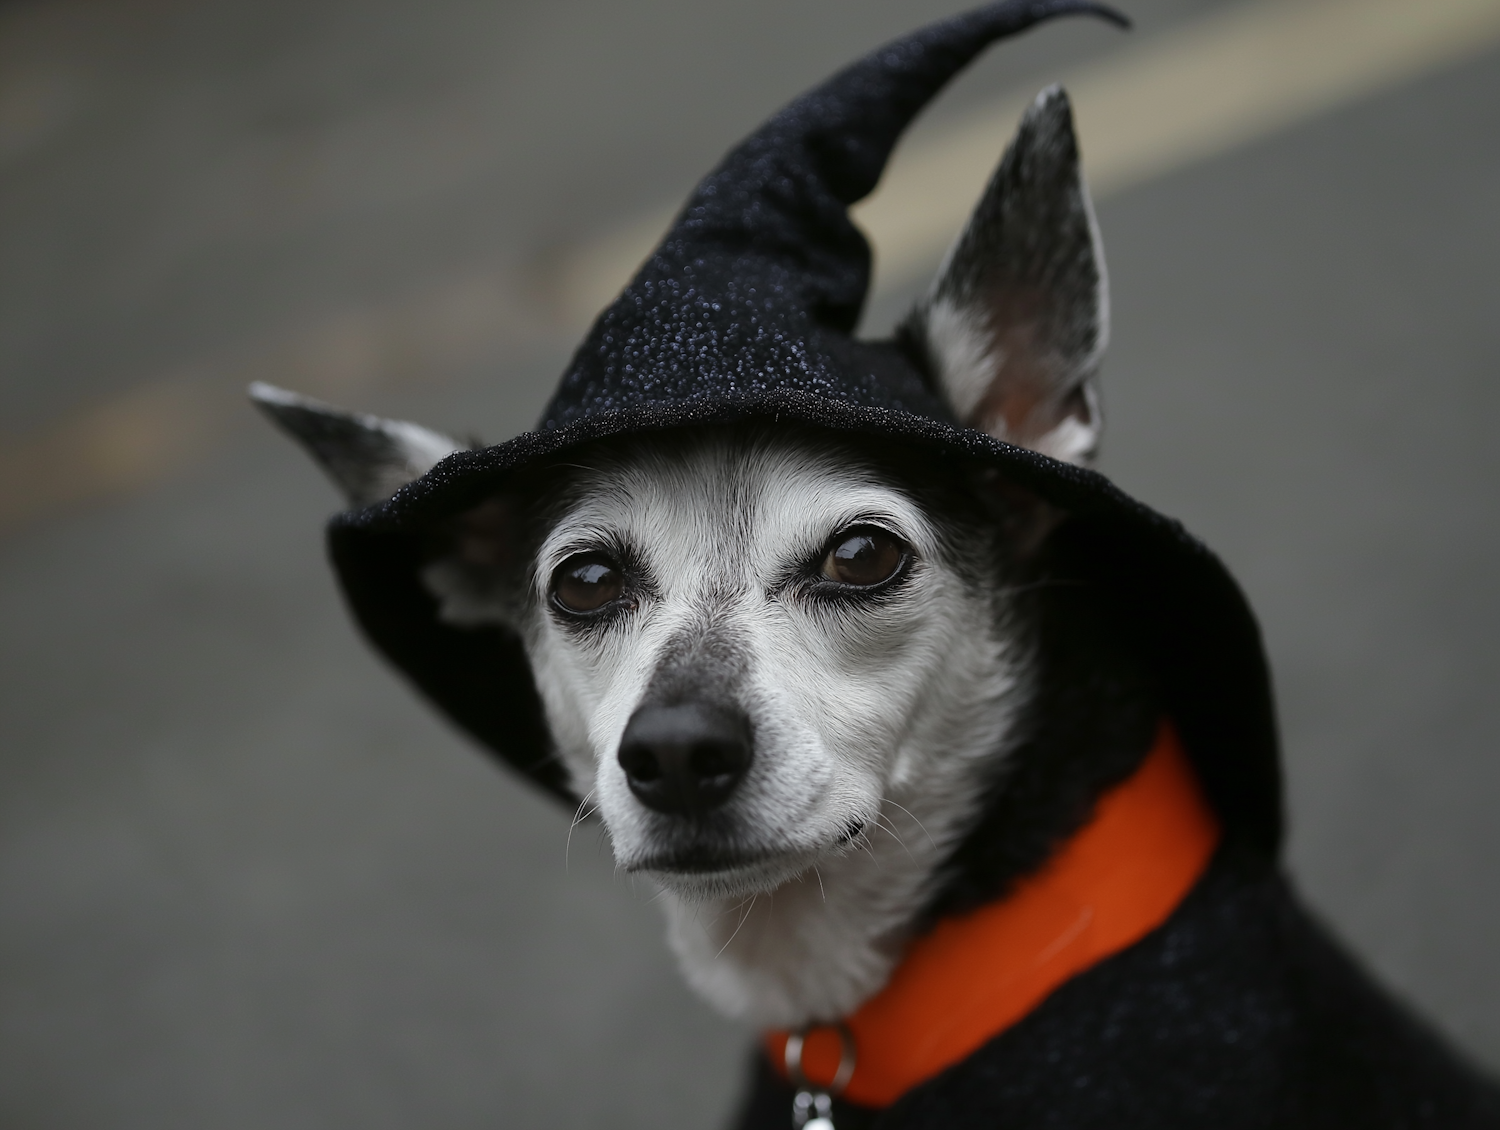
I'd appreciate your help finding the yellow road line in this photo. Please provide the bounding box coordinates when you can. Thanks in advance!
[6,0,1500,535]
[0,379,226,530]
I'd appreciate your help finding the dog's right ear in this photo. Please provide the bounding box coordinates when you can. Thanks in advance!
[904,85,1107,465]
[249,382,465,507]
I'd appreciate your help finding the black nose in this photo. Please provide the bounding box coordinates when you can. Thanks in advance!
[617,702,753,816]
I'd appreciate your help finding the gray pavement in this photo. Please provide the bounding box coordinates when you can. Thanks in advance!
[2,1,1498,1127]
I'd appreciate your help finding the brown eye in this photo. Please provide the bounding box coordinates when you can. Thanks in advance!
[821,529,906,587]
[552,555,625,613]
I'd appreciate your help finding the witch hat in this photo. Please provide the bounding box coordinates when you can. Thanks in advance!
[254,0,1282,866]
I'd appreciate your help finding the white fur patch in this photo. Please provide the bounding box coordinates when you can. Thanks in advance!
[1031,380,1101,465]
[379,418,464,481]
[923,297,1002,428]
[923,294,1103,465]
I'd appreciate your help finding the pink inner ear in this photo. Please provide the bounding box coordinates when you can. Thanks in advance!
[967,310,1084,450]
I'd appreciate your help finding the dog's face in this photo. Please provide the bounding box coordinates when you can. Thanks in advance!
[431,432,1024,904]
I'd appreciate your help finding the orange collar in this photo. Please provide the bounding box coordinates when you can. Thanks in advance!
[765,721,1220,1108]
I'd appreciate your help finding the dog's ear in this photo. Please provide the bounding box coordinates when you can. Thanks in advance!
[905,85,1106,465]
[249,382,465,507]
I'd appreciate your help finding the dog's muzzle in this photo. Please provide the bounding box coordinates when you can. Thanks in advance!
[617,701,752,816]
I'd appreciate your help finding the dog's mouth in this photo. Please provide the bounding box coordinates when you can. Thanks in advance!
[630,845,783,875]
[624,818,870,896]
[631,818,867,873]
[836,819,867,846]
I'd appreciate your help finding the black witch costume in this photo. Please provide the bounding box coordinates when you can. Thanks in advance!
[264,1,1500,1125]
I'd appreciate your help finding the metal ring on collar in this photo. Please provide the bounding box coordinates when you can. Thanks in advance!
[784,1023,857,1096]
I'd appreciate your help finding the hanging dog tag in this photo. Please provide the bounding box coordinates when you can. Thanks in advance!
[786,1024,856,1130]
[792,1089,835,1130]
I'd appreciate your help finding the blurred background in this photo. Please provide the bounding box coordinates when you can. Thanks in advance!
[2,0,1498,1126]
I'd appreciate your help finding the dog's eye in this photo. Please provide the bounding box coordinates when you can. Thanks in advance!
[552,554,624,613]
[821,529,906,587]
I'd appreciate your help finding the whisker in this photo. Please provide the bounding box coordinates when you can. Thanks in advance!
[883,799,937,850]
[541,460,599,474]
[707,895,757,929]
[845,819,883,864]
[750,891,775,961]
[564,789,599,872]
[871,813,918,864]
[716,895,758,958]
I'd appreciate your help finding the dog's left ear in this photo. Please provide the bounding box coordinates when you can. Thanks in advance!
[249,382,465,507]
[905,85,1106,465]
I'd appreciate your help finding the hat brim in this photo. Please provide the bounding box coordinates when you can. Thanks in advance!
[328,389,1281,861]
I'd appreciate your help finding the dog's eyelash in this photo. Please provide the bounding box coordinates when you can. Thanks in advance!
[535,537,658,635]
[792,546,917,604]
[536,534,637,593]
[542,535,631,573]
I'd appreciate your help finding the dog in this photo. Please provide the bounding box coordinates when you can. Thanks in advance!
[254,2,1500,1126]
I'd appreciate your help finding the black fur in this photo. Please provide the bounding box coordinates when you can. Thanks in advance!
[927,511,1162,920]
